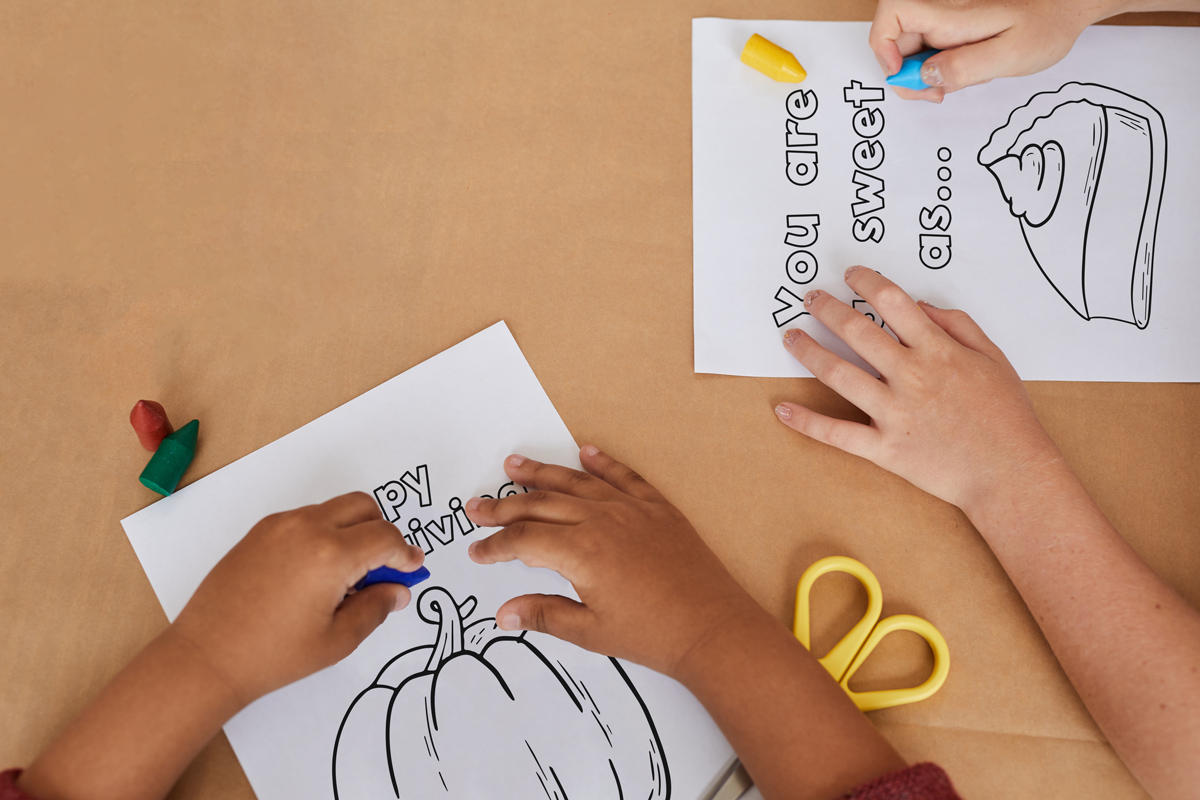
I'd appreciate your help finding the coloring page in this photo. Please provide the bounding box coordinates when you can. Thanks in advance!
[693,19,1200,381]
[122,322,734,800]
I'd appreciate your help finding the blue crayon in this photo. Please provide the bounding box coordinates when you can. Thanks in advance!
[887,49,940,91]
[355,565,431,592]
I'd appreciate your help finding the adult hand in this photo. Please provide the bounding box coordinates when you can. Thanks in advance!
[869,0,1113,100]
[775,267,1061,514]
[171,492,425,704]
[465,448,759,679]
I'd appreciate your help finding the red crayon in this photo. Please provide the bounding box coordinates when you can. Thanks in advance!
[130,400,174,451]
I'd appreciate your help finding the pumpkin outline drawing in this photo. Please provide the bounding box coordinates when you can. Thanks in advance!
[332,586,671,799]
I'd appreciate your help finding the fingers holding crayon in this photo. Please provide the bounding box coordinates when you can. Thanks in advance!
[172,494,424,702]
[870,0,1098,98]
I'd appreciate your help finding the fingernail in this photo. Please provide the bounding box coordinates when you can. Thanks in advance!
[921,61,943,87]
[466,497,481,512]
[498,612,521,631]
[467,541,480,559]
[783,328,801,346]
[803,290,820,307]
[775,403,792,420]
[919,299,939,309]
[508,454,526,468]
[844,265,863,280]
[581,444,599,457]
[393,591,411,612]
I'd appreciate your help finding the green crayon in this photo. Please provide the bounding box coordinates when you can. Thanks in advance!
[139,419,199,496]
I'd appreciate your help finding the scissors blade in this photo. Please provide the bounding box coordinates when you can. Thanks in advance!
[705,759,754,800]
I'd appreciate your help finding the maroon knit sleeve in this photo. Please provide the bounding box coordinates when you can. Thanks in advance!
[842,763,961,800]
[0,770,38,800]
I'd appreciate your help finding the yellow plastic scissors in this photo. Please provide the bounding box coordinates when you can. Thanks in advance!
[705,556,950,800]
[795,555,950,712]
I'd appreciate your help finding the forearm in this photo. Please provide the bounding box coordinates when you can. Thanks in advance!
[965,456,1200,799]
[674,601,905,800]
[18,627,244,800]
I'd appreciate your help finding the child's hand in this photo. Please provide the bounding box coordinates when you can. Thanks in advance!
[775,267,1061,515]
[464,449,911,798]
[170,493,425,704]
[870,0,1109,99]
[464,448,760,679]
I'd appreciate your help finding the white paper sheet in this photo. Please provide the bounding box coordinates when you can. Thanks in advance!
[122,322,733,800]
[694,19,1200,381]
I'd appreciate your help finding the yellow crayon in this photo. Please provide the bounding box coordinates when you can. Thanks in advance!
[740,34,807,83]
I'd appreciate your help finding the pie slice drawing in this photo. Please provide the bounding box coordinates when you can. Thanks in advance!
[978,82,1166,328]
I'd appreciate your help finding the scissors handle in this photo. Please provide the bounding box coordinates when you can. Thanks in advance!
[794,556,951,712]
[839,614,950,712]
[793,556,883,683]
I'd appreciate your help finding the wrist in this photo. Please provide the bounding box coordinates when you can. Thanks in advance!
[957,446,1084,541]
[951,426,1064,519]
[160,623,256,712]
[669,596,785,689]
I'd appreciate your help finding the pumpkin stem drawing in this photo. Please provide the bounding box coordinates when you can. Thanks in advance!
[333,585,670,799]
[418,588,477,669]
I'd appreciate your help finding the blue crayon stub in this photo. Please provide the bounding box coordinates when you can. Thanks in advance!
[887,49,940,90]
[355,565,431,591]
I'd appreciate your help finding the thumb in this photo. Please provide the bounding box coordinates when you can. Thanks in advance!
[496,593,592,645]
[331,584,409,655]
[921,36,1024,92]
